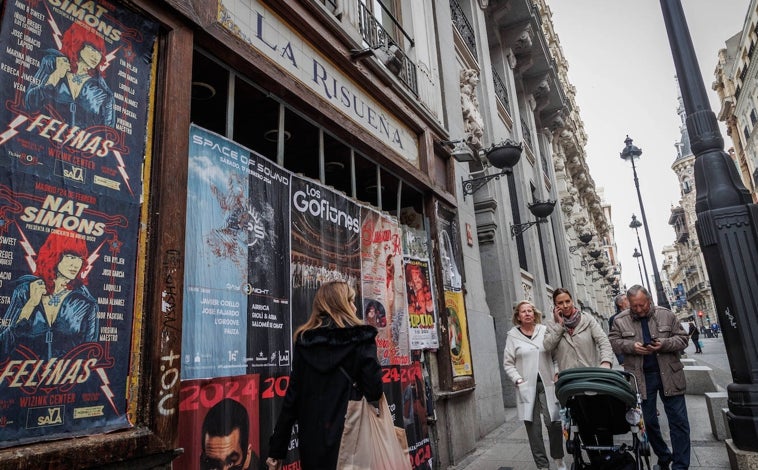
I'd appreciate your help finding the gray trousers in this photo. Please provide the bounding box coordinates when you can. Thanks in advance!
[524,380,564,468]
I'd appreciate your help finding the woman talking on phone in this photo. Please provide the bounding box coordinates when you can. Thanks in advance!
[543,287,613,371]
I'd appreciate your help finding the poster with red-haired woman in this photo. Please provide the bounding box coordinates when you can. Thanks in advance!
[0,0,159,201]
[0,172,140,446]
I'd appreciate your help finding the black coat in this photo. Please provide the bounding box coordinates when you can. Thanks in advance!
[268,324,383,469]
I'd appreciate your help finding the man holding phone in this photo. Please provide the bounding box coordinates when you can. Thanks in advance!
[608,285,690,470]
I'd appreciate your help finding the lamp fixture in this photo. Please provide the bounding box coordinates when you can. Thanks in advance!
[568,232,594,253]
[441,139,477,163]
[461,139,523,199]
[510,199,556,238]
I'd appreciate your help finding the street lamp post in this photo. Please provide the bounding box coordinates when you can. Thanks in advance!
[660,0,758,451]
[629,214,652,293]
[632,248,650,292]
[620,136,670,309]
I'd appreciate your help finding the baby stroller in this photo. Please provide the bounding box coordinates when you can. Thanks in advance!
[555,367,651,470]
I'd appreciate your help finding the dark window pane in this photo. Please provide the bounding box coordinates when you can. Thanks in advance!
[355,153,379,206]
[324,134,352,196]
[191,51,228,135]
[380,168,400,213]
[233,77,280,161]
[283,109,319,179]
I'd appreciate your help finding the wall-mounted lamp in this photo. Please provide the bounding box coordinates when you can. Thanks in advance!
[510,200,556,238]
[568,232,594,253]
[350,43,403,76]
[441,139,477,163]
[460,139,523,199]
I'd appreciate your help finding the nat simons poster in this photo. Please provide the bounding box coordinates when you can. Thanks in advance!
[360,210,409,365]
[0,0,157,448]
[0,171,140,447]
[174,374,262,470]
[182,126,291,381]
[0,0,158,201]
[436,203,472,377]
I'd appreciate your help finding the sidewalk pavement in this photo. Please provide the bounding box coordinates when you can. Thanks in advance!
[448,370,728,469]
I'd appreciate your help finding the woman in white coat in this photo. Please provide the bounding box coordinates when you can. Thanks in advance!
[503,301,566,470]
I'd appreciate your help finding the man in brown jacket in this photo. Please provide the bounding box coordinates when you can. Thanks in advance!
[608,285,690,470]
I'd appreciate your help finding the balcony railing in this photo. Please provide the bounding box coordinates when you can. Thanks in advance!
[450,0,477,60]
[686,281,711,298]
[521,118,533,150]
[357,2,418,96]
[492,68,510,111]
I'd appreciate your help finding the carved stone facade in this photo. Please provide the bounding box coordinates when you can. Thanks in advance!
[713,1,758,202]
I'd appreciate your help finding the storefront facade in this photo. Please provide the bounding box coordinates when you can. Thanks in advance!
[0,0,491,467]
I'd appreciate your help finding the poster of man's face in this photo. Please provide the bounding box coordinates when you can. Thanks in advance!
[175,375,260,470]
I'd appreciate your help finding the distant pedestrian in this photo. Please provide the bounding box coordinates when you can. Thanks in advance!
[609,285,691,470]
[503,300,566,470]
[608,293,630,365]
[689,321,702,353]
[711,323,720,338]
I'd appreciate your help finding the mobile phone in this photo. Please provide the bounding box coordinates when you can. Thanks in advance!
[643,337,658,347]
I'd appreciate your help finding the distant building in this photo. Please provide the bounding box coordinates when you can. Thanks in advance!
[713,0,758,202]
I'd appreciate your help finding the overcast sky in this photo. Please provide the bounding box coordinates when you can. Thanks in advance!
[547,0,750,297]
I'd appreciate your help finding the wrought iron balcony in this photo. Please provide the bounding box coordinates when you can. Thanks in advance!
[356,2,418,96]
[450,0,477,60]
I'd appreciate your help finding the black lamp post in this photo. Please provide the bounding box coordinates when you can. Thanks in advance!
[629,214,652,292]
[632,248,650,292]
[660,0,758,451]
[620,136,670,308]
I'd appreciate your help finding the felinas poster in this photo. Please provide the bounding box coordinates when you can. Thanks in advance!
[0,0,158,201]
[0,171,140,447]
[360,210,409,365]
[174,374,262,470]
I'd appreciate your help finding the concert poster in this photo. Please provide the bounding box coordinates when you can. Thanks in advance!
[289,175,361,330]
[381,362,432,470]
[360,210,409,366]
[0,0,159,201]
[436,203,472,377]
[174,374,262,470]
[0,170,140,447]
[403,257,438,350]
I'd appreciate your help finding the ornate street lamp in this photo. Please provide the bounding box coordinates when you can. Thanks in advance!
[660,0,758,451]
[460,140,523,199]
[620,136,670,308]
[632,248,649,291]
[510,200,556,238]
[629,214,652,293]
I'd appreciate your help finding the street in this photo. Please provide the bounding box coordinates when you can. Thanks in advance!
[450,335,734,470]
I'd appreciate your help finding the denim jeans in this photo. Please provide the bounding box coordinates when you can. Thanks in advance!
[642,371,690,469]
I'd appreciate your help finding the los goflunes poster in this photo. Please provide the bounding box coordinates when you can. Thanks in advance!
[180,126,435,469]
[0,0,158,447]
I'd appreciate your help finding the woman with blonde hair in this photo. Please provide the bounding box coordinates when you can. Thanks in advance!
[503,300,565,470]
[267,281,383,470]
